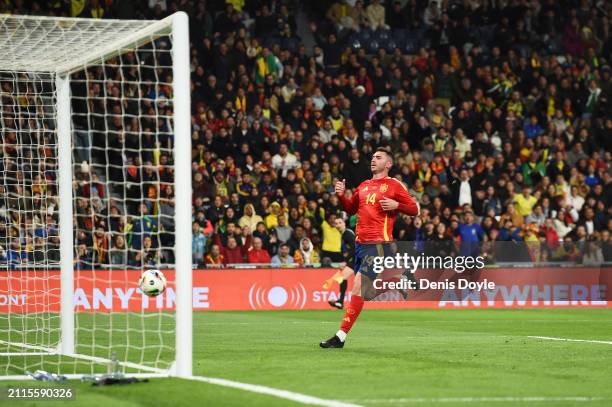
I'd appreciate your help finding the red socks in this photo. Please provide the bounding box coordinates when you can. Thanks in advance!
[339,295,364,335]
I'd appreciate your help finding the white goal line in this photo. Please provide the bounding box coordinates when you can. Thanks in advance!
[0,340,165,374]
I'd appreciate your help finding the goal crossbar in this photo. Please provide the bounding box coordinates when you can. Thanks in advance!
[0,14,174,74]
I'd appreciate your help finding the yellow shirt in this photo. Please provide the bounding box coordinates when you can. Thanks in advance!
[513,194,537,217]
[321,220,341,253]
[330,116,344,132]
[265,213,278,230]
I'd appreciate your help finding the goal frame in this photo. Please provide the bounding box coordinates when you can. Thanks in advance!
[0,12,192,379]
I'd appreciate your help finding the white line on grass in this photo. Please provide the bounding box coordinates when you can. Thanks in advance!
[0,339,165,373]
[349,396,607,404]
[188,375,363,407]
[527,336,612,345]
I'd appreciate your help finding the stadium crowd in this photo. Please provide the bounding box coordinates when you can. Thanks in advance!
[0,0,610,269]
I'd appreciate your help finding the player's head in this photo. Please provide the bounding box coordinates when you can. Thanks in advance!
[371,146,393,175]
[334,216,346,232]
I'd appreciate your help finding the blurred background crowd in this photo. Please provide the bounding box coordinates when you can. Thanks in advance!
[0,0,610,269]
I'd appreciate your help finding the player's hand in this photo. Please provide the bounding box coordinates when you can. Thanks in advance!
[335,179,346,196]
[380,196,399,211]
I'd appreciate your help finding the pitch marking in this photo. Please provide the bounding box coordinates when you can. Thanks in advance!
[189,375,363,407]
[527,336,612,345]
[350,396,607,404]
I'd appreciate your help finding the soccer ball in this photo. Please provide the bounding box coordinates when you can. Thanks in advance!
[138,269,167,297]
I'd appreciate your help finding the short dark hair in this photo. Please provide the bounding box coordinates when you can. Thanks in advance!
[375,146,393,162]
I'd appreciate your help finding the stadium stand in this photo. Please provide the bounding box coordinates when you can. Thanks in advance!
[0,0,610,268]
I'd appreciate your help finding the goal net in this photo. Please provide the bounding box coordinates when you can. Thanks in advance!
[0,13,192,378]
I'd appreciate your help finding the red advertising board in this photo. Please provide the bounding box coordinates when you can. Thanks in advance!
[0,267,610,312]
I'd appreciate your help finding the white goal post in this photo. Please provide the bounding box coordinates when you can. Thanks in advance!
[0,12,192,378]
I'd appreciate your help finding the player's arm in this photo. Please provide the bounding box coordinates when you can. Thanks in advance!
[336,179,360,215]
[380,179,420,216]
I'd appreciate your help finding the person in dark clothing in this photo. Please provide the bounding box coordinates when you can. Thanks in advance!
[310,22,349,75]
[350,86,370,132]
[322,216,356,310]
[342,148,371,189]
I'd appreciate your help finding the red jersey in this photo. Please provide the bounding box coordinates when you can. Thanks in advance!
[339,177,419,243]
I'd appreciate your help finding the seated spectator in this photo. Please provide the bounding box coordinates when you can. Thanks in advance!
[238,225,253,253]
[74,243,92,270]
[271,243,294,266]
[582,239,604,266]
[131,235,161,267]
[526,205,546,227]
[214,221,240,248]
[247,237,271,264]
[500,203,525,229]
[205,244,225,266]
[192,222,209,265]
[293,237,320,266]
[365,0,387,30]
[223,237,245,264]
[109,234,128,266]
[326,0,354,31]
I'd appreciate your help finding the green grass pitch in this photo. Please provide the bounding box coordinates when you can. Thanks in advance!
[2,308,612,406]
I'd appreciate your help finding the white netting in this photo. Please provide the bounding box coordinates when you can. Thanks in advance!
[0,14,182,376]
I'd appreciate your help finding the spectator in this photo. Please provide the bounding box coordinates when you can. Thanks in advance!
[247,237,271,264]
[92,226,109,266]
[455,212,484,256]
[238,225,253,253]
[342,148,370,189]
[223,237,244,264]
[567,186,585,212]
[238,203,263,231]
[275,214,293,244]
[365,0,386,30]
[513,187,538,218]
[74,243,92,270]
[265,202,282,229]
[130,203,158,250]
[526,205,546,227]
[319,212,342,263]
[192,222,208,264]
[452,169,475,208]
[255,48,282,85]
[326,0,354,31]
[271,243,294,266]
[293,237,320,266]
[583,239,604,265]
[205,244,225,266]
[272,143,300,178]
[109,234,129,266]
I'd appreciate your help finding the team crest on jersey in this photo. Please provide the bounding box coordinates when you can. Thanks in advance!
[379,184,388,193]
[363,186,368,192]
